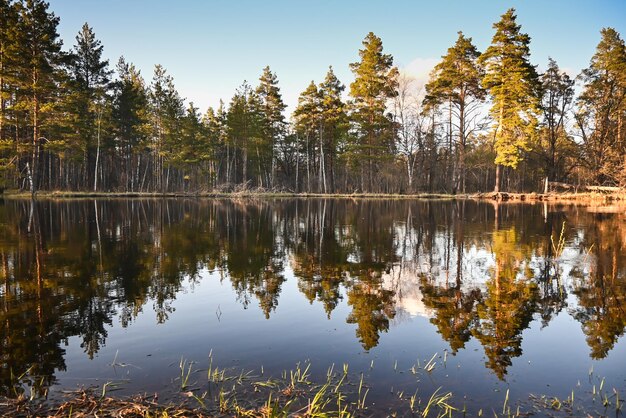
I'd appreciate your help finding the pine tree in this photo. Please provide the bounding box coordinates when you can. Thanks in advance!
[425,31,485,193]
[536,58,575,189]
[67,23,111,190]
[576,28,626,186]
[479,9,540,192]
[112,57,149,191]
[256,66,286,188]
[349,32,399,192]
[0,0,18,187]
[318,66,347,193]
[13,0,63,194]
[0,0,16,141]
[149,64,184,191]
[293,80,321,193]
[172,102,208,190]
[149,65,167,191]
[227,82,263,186]
[203,101,228,188]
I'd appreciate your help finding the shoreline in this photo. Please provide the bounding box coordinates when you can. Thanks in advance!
[1,189,625,203]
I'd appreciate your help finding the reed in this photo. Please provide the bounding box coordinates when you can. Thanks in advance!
[178,357,194,390]
[3,356,622,418]
[421,387,456,417]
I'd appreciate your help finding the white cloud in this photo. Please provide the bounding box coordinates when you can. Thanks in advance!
[400,57,439,85]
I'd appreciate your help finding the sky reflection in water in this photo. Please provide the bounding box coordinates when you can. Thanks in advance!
[0,198,624,412]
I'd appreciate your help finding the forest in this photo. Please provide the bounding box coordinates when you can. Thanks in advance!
[0,1,625,194]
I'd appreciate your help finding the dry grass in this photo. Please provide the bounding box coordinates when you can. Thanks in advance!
[3,188,625,205]
[1,188,471,200]
[470,191,626,203]
[0,392,210,418]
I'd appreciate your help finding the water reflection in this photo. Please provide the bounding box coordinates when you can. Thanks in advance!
[0,198,625,396]
[572,208,626,359]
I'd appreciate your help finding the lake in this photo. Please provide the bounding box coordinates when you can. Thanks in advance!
[1,198,625,416]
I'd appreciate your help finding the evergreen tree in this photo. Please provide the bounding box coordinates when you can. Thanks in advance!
[576,28,626,186]
[227,82,263,186]
[318,66,347,193]
[12,0,63,194]
[425,31,485,193]
[66,23,111,190]
[479,9,540,192]
[112,57,149,191]
[0,0,18,187]
[149,64,167,191]
[203,102,227,188]
[256,66,286,188]
[0,0,16,140]
[349,32,399,192]
[149,64,184,191]
[171,102,209,190]
[293,80,321,193]
[536,58,576,189]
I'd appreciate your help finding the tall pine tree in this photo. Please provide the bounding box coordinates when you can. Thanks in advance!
[349,32,399,192]
[227,82,263,186]
[536,58,575,189]
[292,70,347,194]
[67,23,111,190]
[0,0,17,141]
[479,9,540,192]
[318,66,347,193]
[202,101,227,187]
[112,57,149,191]
[0,0,18,187]
[293,80,321,193]
[256,66,286,188]
[425,31,485,193]
[576,28,626,186]
[13,0,63,193]
[149,64,184,191]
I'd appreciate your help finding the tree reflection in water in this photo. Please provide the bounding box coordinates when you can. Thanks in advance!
[0,198,624,395]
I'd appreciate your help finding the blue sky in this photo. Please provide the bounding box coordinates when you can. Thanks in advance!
[49,0,625,114]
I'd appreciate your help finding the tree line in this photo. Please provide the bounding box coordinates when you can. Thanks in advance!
[0,2,624,194]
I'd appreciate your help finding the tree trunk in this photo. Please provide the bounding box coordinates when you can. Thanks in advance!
[31,94,39,196]
[406,157,413,192]
[94,108,102,191]
[319,124,327,193]
[494,97,504,194]
[306,132,310,193]
[458,99,466,194]
[256,146,262,188]
[494,164,501,193]
[270,135,275,189]
[242,147,247,186]
[0,55,4,143]
[329,145,335,193]
[295,144,299,192]
[448,99,454,193]
[226,143,231,184]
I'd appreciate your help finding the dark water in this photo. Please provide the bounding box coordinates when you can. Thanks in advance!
[1,198,625,414]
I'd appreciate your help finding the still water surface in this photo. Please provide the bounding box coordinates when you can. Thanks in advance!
[1,198,625,414]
